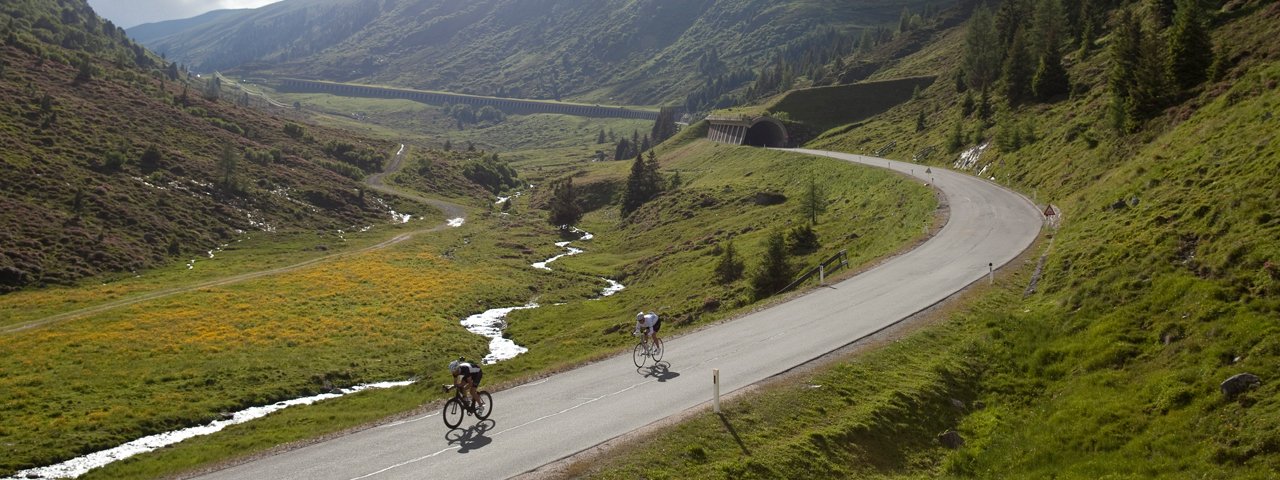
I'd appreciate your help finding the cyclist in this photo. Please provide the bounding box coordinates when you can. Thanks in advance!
[447,357,484,408]
[633,311,662,351]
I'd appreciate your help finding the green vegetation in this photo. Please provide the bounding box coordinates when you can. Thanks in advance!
[1,133,936,478]
[139,0,939,106]
[0,0,440,292]
[578,0,1280,477]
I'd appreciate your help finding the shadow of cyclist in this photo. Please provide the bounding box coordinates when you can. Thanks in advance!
[445,419,495,453]
[639,362,680,382]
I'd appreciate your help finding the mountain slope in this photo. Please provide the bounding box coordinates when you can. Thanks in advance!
[125,9,250,45]
[0,0,487,292]
[566,0,1280,477]
[136,0,933,105]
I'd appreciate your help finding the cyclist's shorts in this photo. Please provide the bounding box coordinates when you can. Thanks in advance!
[652,318,662,333]
[466,371,483,387]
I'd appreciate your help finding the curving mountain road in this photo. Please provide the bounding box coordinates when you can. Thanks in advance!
[2,145,466,334]
[192,149,1043,480]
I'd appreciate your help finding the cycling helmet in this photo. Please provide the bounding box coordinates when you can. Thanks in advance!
[636,311,645,321]
[448,357,464,373]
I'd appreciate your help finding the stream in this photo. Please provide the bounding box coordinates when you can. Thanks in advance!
[6,226,624,479]
[459,226,624,364]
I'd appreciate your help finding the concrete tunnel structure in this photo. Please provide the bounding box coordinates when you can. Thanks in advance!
[705,115,789,147]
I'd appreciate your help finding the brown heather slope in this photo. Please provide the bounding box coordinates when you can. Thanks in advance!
[0,0,489,293]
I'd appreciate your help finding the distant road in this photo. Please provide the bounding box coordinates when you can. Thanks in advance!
[2,145,466,334]
[194,148,1043,480]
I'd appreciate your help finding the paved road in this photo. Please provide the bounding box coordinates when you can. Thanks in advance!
[196,149,1043,480]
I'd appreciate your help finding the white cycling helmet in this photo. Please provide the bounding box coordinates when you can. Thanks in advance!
[636,311,645,321]
[448,357,463,373]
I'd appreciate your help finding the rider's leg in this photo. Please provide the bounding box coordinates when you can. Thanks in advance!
[469,373,483,405]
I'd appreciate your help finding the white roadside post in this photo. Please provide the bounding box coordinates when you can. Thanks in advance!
[713,369,721,414]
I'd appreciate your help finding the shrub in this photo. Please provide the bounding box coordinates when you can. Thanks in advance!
[787,225,820,255]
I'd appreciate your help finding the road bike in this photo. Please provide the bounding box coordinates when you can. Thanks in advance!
[442,384,492,429]
[632,332,664,368]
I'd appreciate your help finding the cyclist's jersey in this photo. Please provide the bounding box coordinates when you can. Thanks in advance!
[455,362,483,386]
[455,362,480,376]
[638,313,659,332]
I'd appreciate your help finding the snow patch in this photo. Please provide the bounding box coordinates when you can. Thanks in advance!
[447,218,465,227]
[953,142,990,171]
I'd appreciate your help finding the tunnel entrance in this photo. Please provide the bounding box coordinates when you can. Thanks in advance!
[742,118,788,147]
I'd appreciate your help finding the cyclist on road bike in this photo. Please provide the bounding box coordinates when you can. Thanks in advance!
[633,311,662,351]
[448,357,484,408]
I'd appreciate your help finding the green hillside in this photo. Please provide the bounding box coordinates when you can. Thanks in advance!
[0,0,492,291]
[569,0,1280,477]
[135,0,939,106]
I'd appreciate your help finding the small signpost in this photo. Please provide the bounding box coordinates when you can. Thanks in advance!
[713,369,721,414]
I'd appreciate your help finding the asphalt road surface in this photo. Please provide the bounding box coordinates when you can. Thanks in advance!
[195,149,1043,480]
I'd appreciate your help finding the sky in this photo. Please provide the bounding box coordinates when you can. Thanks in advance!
[86,0,283,29]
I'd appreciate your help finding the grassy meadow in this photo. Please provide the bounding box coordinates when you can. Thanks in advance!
[560,3,1280,478]
[2,128,937,478]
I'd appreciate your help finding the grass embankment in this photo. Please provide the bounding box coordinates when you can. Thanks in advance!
[576,3,1280,477]
[574,263,1032,479]
[2,136,936,478]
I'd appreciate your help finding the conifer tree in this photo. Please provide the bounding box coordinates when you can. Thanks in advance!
[750,231,794,299]
[1167,0,1212,90]
[1108,8,1143,131]
[798,177,827,225]
[1032,40,1070,101]
[1002,27,1034,105]
[216,144,239,190]
[547,178,582,228]
[714,241,745,284]
[621,151,662,217]
[964,3,1002,91]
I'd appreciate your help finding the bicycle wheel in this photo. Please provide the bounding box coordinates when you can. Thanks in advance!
[651,340,664,363]
[442,398,464,428]
[474,391,494,420]
[633,342,648,368]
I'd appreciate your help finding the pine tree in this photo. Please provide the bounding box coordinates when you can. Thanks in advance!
[1167,0,1212,90]
[798,177,827,225]
[1002,27,1035,106]
[964,3,1002,91]
[1108,8,1143,131]
[649,107,678,144]
[596,128,606,144]
[620,155,647,217]
[750,231,794,299]
[714,241,745,284]
[216,144,239,190]
[547,178,582,228]
[1032,42,1070,101]
[140,144,162,172]
[1130,24,1174,120]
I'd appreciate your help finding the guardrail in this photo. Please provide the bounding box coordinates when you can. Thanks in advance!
[777,249,849,295]
[874,141,897,157]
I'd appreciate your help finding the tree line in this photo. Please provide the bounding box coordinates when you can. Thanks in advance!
[959,0,1216,134]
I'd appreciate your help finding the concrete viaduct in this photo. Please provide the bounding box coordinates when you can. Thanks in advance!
[277,78,659,120]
